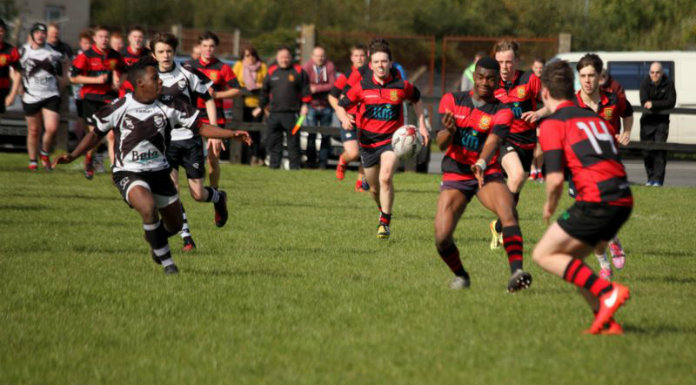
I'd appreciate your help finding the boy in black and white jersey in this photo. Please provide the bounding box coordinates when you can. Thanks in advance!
[12,23,65,170]
[54,58,251,274]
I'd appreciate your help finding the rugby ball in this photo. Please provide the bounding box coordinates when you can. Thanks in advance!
[391,125,423,160]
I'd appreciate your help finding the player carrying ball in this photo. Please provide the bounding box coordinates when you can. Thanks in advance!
[533,60,632,334]
[435,57,532,292]
[54,58,251,274]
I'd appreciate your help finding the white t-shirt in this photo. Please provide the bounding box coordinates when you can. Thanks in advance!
[19,43,64,104]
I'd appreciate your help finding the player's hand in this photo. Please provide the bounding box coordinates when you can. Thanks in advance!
[300,104,309,117]
[616,132,631,146]
[53,154,74,167]
[471,165,485,189]
[441,110,456,133]
[521,110,540,123]
[419,124,430,147]
[234,130,253,146]
[542,201,553,225]
[4,94,15,107]
[643,101,653,110]
[207,138,225,157]
[98,73,109,84]
[252,107,262,118]
[340,114,355,130]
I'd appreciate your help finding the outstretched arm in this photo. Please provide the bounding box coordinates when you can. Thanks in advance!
[53,131,103,166]
[199,124,253,146]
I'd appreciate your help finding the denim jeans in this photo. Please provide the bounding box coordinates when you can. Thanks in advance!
[306,107,333,167]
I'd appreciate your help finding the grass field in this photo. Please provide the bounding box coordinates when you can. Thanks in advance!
[1,152,695,385]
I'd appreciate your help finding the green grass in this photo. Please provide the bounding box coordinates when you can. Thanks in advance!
[1,153,694,385]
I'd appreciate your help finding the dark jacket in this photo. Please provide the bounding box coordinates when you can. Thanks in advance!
[639,74,676,124]
[259,63,311,113]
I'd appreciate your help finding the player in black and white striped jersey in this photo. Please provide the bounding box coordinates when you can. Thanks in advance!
[54,58,251,274]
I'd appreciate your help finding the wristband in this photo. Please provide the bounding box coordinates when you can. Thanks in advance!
[475,159,487,171]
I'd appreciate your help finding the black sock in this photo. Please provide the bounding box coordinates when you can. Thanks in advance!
[379,211,391,225]
[143,221,173,264]
[437,242,468,278]
[205,187,220,203]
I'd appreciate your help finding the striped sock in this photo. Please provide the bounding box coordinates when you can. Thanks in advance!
[379,211,391,226]
[143,221,173,264]
[180,204,191,238]
[437,242,467,277]
[502,225,524,273]
[563,259,613,297]
[205,187,220,203]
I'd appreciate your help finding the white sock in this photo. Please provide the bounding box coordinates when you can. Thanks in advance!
[160,258,175,267]
[595,252,611,270]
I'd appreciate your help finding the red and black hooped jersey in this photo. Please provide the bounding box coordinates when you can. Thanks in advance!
[494,70,541,149]
[539,101,633,207]
[0,42,20,91]
[575,90,633,136]
[186,57,239,125]
[70,44,125,102]
[120,46,151,67]
[438,91,513,181]
[339,74,420,149]
[330,68,359,115]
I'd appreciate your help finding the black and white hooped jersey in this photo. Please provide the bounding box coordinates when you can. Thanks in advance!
[158,62,212,141]
[94,93,200,173]
[19,44,64,104]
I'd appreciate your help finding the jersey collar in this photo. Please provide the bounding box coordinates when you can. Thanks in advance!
[575,90,609,110]
[557,100,576,110]
[92,44,107,56]
[199,56,219,67]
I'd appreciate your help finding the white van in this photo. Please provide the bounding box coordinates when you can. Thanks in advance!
[553,51,696,144]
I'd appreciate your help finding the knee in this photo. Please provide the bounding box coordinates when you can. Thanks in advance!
[508,173,525,191]
[345,148,359,161]
[531,245,545,265]
[434,232,452,252]
[190,188,206,202]
[378,173,392,187]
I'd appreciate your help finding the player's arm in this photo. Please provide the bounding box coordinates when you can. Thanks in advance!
[472,108,513,186]
[336,84,362,130]
[521,75,551,123]
[538,120,566,224]
[6,66,21,106]
[53,130,104,165]
[199,123,252,145]
[544,170,564,224]
[436,94,457,151]
[617,115,633,146]
[211,68,241,99]
[405,82,429,146]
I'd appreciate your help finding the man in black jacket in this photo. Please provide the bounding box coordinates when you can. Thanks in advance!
[254,46,310,169]
[640,62,676,187]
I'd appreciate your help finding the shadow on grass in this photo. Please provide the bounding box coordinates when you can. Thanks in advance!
[186,267,305,279]
[624,323,696,336]
[634,275,696,284]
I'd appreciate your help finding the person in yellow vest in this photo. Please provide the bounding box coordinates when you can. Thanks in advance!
[233,45,268,166]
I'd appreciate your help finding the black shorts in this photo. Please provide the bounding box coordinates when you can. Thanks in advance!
[22,96,61,115]
[82,99,108,126]
[360,143,393,168]
[75,99,84,118]
[113,168,178,209]
[166,137,206,179]
[440,173,505,201]
[500,142,534,173]
[557,202,632,246]
[340,126,358,143]
[0,90,7,113]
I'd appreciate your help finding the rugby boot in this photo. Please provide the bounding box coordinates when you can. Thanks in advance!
[163,264,179,275]
[377,224,390,239]
[489,220,502,250]
[609,239,626,270]
[182,236,196,252]
[28,160,38,171]
[587,283,630,335]
[40,151,52,171]
[214,190,228,228]
[450,274,471,290]
[336,155,347,180]
[507,269,532,293]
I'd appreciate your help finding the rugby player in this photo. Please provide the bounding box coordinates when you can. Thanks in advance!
[533,60,632,335]
[574,53,633,279]
[489,40,548,249]
[187,31,241,189]
[328,43,368,191]
[0,19,21,115]
[435,57,532,292]
[14,23,66,171]
[335,39,429,239]
[118,26,151,97]
[54,58,251,274]
[150,32,228,251]
[70,26,124,179]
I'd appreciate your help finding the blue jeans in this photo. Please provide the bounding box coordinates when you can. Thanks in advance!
[306,107,333,167]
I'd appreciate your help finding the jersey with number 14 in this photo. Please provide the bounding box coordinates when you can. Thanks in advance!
[539,101,632,207]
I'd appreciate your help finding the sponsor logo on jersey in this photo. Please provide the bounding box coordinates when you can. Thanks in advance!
[108,59,118,70]
[459,128,481,151]
[0,55,6,66]
[510,102,523,119]
[288,74,295,82]
[479,115,491,130]
[603,107,614,119]
[132,149,160,162]
[390,90,398,102]
[516,86,526,99]
[365,103,398,121]
[118,177,130,189]
[209,71,218,82]
[154,115,166,129]
[123,117,134,130]
[177,78,187,90]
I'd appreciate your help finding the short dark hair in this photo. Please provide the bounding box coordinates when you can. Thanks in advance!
[494,39,520,59]
[576,53,603,74]
[128,26,145,35]
[149,32,178,52]
[541,60,575,101]
[368,38,391,60]
[92,25,109,35]
[128,55,157,86]
[79,30,92,42]
[276,45,292,54]
[534,57,546,65]
[351,44,367,55]
[198,31,219,45]
[476,56,500,71]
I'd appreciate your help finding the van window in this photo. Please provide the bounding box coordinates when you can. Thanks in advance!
[608,61,674,90]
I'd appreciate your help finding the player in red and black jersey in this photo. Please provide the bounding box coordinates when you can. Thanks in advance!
[70,25,125,179]
[328,43,368,191]
[335,39,429,239]
[574,54,634,279]
[186,31,241,189]
[489,40,549,250]
[533,61,632,335]
[118,26,151,97]
[435,57,532,292]
[0,19,21,114]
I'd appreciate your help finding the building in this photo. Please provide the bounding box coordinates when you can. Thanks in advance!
[7,0,90,48]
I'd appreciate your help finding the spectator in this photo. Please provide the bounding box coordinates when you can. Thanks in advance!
[303,45,336,169]
[460,51,486,92]
[531,57,545,78]
[232,45,268,166]
[46,23,73,59]
[254,45,310,170]
[639,62,676,187]
[109,32,124,53]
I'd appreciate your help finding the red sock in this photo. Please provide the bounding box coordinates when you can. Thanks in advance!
[437,243,466,276]
[502,226,523,273]
[563,259,613,297]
